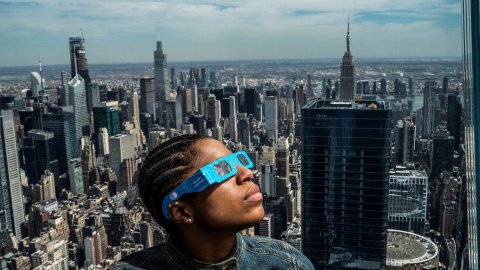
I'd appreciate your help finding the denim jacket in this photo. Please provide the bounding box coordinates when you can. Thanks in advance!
[109,233,314,270]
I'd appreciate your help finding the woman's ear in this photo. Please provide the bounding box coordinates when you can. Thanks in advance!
[168,201,195,224]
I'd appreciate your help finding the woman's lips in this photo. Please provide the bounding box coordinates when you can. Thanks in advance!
[245,185,263,201]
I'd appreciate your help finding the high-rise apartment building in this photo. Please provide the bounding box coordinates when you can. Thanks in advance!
[340,20,356,100]
[301,100,391,269]
[0,110,25,247]
[388,168,427,235]
[154,41,170,125]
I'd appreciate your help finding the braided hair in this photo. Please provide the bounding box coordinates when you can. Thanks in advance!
[138,134,210,234]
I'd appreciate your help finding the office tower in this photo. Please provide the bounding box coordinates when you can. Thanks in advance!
[109,134,135,177]
[189,114,206,135]
[409,77,414,94]
[322,78,327,99]
[139,113,152,140]
[23,129,59,186]
[69,159,83,195]
[447,93,462,151]
[165,99,182,130]
[99,85,107,102]
[422,81,436,135]
[140,222,154,249]
[244,89,258,117]
[276,137,290,179]
[388,168,427,235]
[170,68,176,89]
[59,71,67,106]
[154,41,170,124]
[206,94,220,129]
[356,82,362,95]
[362,81,369,94]
[30,72,45,98]
[265,96,277,143]
[117,158,136,193]
[68,74,89,139]
[443,77,449,94]
[380,78,387,94]
[229,96,238,141]
[129,91,145,147]
[43,107,78,176]
[69,37,92,112]
[340,19,356,100]
[232,75,238,87]
[301,100,391,269]
[0,110,25,247]
[261,164,276,197]
[179,88,193,118]
[200,67,207,88]
[140,78,155,113]
[98,127,109,156]
[93,106,120,152]
[81,139,96,192]
[88,83,100,112]
[393,119,414,167]
[210,70,216,88]
[32,171,56,204]
[307,75,312,98]
[430,133,454,180]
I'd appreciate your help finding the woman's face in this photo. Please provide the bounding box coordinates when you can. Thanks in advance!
[188,138,264,232]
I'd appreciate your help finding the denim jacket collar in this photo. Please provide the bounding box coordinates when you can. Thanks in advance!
[164,233,244,269]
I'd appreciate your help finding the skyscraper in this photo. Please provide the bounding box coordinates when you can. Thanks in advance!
[340,19,356,100]
[69,37,92,112]
[388,168,427,236]
[30,72,45,98]
[422,81,436,135]
[140,78,155,113]
[154,41,170,125]
[229,96,238,141]
[0,110,25,247]
[301,100,391,269]
[210,70,216,88]
[68,74,89,139]
[265,96,277,142]
[23,129,59,186]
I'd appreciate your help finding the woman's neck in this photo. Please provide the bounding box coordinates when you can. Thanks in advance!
[178,230,237,263]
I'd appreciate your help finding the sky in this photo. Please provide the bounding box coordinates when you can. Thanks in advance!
[0,0,462,67]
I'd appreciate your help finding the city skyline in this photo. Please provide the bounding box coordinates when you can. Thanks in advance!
[0,0,461,67]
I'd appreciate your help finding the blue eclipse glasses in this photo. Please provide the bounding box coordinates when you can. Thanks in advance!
[162,151,254,219]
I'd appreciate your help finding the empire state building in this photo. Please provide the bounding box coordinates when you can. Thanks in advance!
[340,19,356,100]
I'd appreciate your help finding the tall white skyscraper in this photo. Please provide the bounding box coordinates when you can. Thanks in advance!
[265,96,277,142]
[0,110,25,247]
[30,72,45,97]
[98,127,109,156]
[229,96,238,141]
[154,41,170,125]
[109,134,135,176]
[68,74,89,140]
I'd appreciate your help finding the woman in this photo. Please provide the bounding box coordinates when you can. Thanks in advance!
[110,134,314,269]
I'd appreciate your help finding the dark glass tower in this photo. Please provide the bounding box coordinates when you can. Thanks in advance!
[69,37,92,112]
[340,19,356,100]
[301,100,391,269]
[92,106,120,152]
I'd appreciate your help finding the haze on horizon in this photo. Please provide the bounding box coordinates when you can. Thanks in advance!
[0,0,461,67]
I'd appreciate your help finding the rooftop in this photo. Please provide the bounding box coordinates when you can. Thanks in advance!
[386,229,438,266]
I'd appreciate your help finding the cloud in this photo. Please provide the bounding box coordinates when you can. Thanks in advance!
[0,0,461,66]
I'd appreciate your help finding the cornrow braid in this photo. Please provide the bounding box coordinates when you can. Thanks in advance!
[139,134,210,234]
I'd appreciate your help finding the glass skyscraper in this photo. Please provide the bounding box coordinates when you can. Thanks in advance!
[462,0,480,268]
[301,100,391,270]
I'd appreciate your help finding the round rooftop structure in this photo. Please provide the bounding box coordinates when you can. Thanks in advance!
[386,229,439,270]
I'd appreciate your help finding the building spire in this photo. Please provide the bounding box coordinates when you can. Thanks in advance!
[346,16,351,53]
